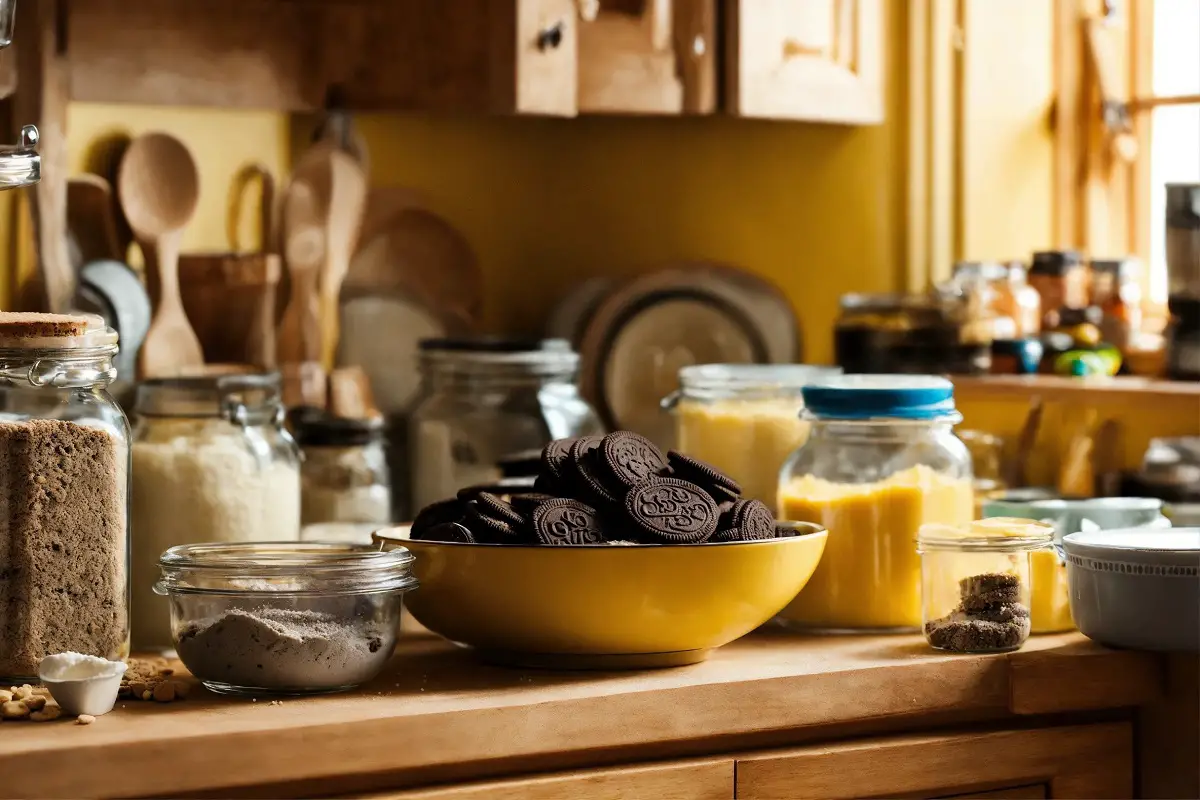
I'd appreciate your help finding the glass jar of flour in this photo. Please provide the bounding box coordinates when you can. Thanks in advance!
[407,338,603,513]
[130,372,301,650]
[0,313,130,681]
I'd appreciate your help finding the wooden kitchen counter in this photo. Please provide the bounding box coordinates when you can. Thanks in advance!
[3,630,1184,799]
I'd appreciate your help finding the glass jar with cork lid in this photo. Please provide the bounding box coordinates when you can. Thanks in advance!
[129,372,301,651]
[0,313,130,681]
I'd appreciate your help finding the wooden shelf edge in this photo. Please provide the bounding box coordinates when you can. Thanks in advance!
[953,375,1200,403]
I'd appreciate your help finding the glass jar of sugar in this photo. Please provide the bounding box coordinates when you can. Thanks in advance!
[130,372,301,651]
[0,313,130,682]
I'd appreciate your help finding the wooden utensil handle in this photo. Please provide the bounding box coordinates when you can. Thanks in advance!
[151,229,185,312]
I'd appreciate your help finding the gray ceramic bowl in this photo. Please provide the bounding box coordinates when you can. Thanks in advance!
[1063,528,1200,653]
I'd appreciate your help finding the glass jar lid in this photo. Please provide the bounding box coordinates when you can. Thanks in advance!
[156,542,417,596]
[418,336,579,377]
[673,363,841,402]
[918,518,1054,552]
[1031,250,1084,275]
[0,312,117,351]
[801,375,958,420]
[135,372,281,418]
[289,407,385,448]
[0,126,41,191]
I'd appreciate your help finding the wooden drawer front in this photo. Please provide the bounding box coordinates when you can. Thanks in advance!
[735,723,1132,799]
[361,757,733,800]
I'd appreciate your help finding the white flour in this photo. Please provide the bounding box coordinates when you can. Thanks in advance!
[131,419,300,649]
[175,607,392,691]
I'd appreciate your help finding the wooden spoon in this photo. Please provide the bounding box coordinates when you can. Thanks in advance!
[278,180,326,365]
[291,144,368,368]
[117,132,204,378]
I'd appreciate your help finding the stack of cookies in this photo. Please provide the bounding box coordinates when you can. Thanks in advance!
[923,572,1032,652]
[411,432,791,546]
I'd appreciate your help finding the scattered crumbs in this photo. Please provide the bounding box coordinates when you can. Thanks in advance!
[251,698,257,703]
[76,714,96,726]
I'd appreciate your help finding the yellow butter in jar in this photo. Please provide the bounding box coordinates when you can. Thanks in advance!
[777,376,974,632]
[665,364,841,507]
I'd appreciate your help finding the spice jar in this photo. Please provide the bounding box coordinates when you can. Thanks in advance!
[408,338,603,512]
[950,262,1019,343]
[1090,258,1143,350]
[1029,250,1089,325]
[0,314,130,680]
[291,409,392,539]
[130,372,301,651]
[917,518,1053,653]
[1005,262,1043,337]
[777,376,974,632]
[661,364,840,507]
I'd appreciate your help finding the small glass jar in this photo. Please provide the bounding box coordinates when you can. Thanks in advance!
[130,372,301,651]
[950,262,1020,344]
[1030,250,1089,322]
[0,314,130,681]
[408,338,603,513]
[661,364,841,507]
[777,376,974,632]
[917,518,1053,653]
[291,409,392,538]
[154,542,417,696]
[1091,258,1143,350]
[1005,262,1043,337]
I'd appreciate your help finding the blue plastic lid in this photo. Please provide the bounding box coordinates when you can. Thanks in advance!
[801,375,957,420]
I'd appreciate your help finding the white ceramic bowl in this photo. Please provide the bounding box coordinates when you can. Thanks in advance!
[1063,528,1200,653]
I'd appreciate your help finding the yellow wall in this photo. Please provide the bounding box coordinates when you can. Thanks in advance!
[4,105,290,307]
[7,7,907,364]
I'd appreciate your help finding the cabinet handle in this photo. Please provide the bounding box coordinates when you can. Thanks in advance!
[537,21,564,51]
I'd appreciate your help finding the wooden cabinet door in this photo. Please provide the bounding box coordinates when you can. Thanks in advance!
[357,757,733,800]
[735,723,1133,799]
[577,0,716,114]
[724,0,884,123]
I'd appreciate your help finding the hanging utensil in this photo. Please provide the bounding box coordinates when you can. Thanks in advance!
[117,132,204,378]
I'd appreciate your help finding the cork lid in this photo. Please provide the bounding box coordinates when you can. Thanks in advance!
[0,312,118,349]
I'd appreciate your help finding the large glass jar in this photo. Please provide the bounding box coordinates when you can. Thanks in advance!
[130,372,301,651]
[408,338,603,513]
[662,364,841,507]
[291,408,392,541]
[777,376,974,632]
[0,314,130,680]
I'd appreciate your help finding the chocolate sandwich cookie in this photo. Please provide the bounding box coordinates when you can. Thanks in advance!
[508,493,557,516]
[666,451,742,503]
[465,502,522,544]
[600,431,667,490]
[709,527,750,543]
[532,499,607,545]
[624,478,719,544]
[730,499,775,540]
[421,521,477,544]
[475,492,527,529]
[568,436,621,508]
[411,498,466,538]
[538,437,578,492]
[958,572,1022,612]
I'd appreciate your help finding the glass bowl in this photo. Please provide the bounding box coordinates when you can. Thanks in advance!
[154,542,417,696]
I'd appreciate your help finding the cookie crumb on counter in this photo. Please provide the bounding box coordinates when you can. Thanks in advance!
[76,714,95,725]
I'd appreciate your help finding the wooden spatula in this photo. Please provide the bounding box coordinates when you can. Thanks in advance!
[278,180,325,365]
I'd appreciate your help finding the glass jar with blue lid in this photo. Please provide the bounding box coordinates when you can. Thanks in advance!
[777,376,974,632]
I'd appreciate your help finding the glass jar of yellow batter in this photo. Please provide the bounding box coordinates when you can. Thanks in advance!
[662,364,841,506]
[778,376,974,632]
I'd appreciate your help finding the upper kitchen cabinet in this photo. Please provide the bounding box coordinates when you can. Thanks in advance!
[576,0,716,114]
[724,0,884,123]
[60,0,580,115]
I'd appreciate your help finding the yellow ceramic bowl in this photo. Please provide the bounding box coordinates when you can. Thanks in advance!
[373,523,827,669]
